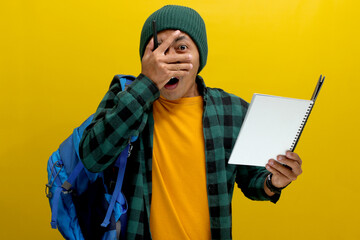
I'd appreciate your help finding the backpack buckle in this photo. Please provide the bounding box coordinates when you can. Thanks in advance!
[45,184,52,199]
[128,143,133,157]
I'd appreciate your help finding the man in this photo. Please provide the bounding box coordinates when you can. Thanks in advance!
[79,5,302,239]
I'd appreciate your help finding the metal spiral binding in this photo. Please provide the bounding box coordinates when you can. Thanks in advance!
[290,102,314,151]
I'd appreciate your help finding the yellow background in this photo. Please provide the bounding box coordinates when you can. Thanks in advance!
[1,0,359,239]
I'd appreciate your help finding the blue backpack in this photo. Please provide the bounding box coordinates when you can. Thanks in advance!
[46,75,136,240]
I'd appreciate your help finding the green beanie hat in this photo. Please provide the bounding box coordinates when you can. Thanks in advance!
[139,5,208,73]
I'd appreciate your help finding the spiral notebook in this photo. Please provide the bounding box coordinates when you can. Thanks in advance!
[228,75,324,167]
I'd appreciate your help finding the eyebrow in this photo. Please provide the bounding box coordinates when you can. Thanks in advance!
[174,35,187,42]
[159,35,188,44]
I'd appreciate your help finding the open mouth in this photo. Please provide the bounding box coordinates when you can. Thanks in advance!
[164,77,179,90]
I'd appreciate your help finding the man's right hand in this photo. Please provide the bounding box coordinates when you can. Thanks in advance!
[141,30,193,90]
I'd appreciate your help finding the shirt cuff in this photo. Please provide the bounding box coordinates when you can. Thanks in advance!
[125,74,160,109]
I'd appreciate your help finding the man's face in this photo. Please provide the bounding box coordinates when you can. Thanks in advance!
[157,30,200,100]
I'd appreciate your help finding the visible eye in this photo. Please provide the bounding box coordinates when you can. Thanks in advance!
[178,45,188,51]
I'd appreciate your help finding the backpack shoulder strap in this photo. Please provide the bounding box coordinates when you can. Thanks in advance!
[100,74,138,227]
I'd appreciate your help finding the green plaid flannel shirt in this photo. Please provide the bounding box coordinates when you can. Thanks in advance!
[79,74,279,240]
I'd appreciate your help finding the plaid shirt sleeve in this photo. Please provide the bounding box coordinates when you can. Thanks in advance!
[79,74,160,172]
[236,165,280,203]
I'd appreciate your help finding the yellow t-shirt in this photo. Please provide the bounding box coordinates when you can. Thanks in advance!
[150,96,211,240]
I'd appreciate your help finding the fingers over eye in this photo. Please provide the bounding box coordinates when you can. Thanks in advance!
[157,30,181,53]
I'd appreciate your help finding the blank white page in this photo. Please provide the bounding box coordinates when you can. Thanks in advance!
[228,94,313,167]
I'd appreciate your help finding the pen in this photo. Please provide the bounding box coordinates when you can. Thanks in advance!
[292,75,325,151]
[152,20,158,50]
[311,75,325,102]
